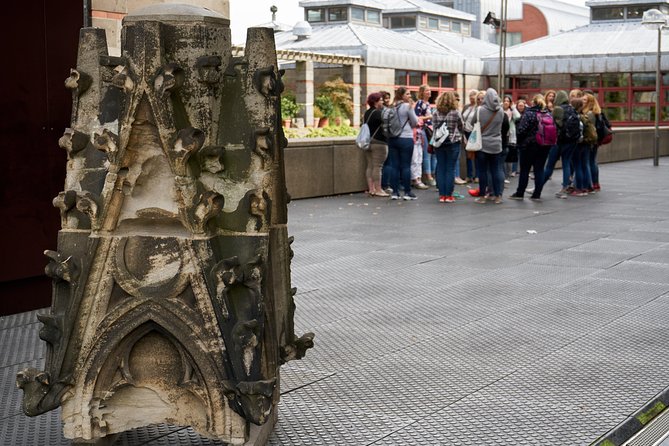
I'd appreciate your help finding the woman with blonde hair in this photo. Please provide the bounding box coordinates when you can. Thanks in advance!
[509,94,553,201]
[461,89,479,182]
[414,84,434,188]
[432,91,464,203]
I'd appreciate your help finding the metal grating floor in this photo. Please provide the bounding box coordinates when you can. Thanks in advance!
[2,158,669,445]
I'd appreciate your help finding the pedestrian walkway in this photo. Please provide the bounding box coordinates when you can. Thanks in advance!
[2,158,669,445]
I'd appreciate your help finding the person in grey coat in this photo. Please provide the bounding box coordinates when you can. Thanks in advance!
[471,88,505,204]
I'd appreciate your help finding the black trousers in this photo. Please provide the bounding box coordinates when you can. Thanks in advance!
[515,145,551,198]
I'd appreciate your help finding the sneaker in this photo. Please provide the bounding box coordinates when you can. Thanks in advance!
[593,183,601,191]
[586,187,596,194]
[453,192,465,199]
[474,197,487,204]
[493,196,503,204]
[426,178,437,186]
[385,187,394,194]
[508,193,524,201]
[530,195,541,201]
[510,172,517,177]
[555,189,568,199]
[454,177,467,185]
[403,192,418,200]
[569,190,587,197]
[444,196,455,203]
[525,187,535,195]
[390,194,400,200]
[439,195,447,203]
[504,179,511,184]
[413,182,429,190]
[473,177,479,183]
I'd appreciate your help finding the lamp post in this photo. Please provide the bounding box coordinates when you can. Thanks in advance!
[642,8,667,166]
[483,0,508,97]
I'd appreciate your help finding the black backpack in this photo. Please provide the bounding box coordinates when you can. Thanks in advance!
[595,113,613,144]
[560,104,582,143]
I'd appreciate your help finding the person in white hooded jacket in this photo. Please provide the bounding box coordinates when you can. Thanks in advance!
[470,88,505,204]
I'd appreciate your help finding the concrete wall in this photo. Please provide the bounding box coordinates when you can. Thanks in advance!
[284,127,669,199]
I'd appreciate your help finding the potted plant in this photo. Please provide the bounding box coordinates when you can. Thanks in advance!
[314,95,335,127]
[281,93,301,128]
[318,77,353,125]
[313,105,323,127]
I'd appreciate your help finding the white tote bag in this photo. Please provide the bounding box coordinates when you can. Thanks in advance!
[465,108,482,152]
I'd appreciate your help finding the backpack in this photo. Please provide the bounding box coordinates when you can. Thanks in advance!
[560,104,582,143]
[580,113,598,145]
[382,104,409,138]
[429,120,450,148]
[535,111,557,146]
[595,113,613,145]
[355,123,371,150]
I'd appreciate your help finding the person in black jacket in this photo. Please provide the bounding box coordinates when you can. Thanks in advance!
[363,92,388,197]
[509,94,553,201]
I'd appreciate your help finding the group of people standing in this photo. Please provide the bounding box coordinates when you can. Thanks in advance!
[361,85,609,204]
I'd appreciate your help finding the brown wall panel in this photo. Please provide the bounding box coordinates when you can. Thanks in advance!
[0,1,82,315]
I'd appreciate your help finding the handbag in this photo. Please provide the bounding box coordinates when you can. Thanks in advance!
[465,108,497,152]
[429,120,450,149]
[356,110,380,150]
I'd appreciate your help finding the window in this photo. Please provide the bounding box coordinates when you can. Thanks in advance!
[507,32,522,46]
[306,8,324,22]
[409,71,422,86]
[602,73,628,87]
[328,7,347,22]
[440,19,450,31]
[428,17,439,29]
[395,70,407,86]
[626,6,652,20]
[351,7,364,22]
[572,75,599,88]
[418,16,428,28]
[390,16,416,29]
[592,7,624,21]
[462,22,470,36]
[367,10,380,24]
[394,71,456,95]
[451,21,461,32]
[517,77,540,89]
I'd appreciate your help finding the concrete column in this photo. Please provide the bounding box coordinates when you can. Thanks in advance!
[343,64,361,127]
[295,60,314,126]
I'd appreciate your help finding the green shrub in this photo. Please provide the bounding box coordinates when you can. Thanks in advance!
[281,93,302,119]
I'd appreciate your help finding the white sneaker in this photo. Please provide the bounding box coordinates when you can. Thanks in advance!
[504,179,510,184]
[390,194,400,200]
[525,187,535,194]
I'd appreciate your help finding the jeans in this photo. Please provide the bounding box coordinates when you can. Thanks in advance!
[476,151,503,197]
[573,144,593,190]
[543,144,560,182]
[381,155,392,189]
[388,136,414,195]
[543,142,576,189]
[435,142,460,197]
[421,129,437,176]
[464,131,475,179]
[516,145,551,198]
[589,145,599,185]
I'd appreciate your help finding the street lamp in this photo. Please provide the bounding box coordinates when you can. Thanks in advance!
[642,8,667,166]
[484,0,508,97]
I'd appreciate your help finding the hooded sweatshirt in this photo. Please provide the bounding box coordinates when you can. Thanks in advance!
[472,88,505,154]
[552,90,569,130]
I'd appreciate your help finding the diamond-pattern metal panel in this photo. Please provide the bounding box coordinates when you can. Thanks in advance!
[3,159,669,445]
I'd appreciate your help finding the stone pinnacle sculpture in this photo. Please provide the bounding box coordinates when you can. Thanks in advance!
[16,4,313,445]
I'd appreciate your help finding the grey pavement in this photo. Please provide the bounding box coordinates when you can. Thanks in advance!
[2,157,669,445]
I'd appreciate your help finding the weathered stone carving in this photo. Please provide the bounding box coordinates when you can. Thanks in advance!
[18,4,313,445]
